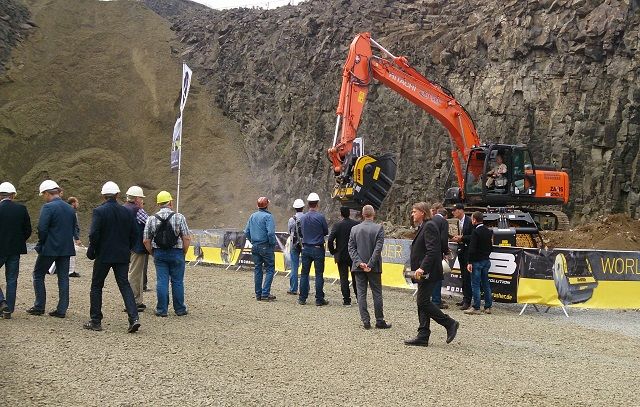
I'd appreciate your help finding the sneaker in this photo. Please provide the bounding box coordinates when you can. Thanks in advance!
[26,307,44,316]
[154,312,168,317]
[83,321,103,331]
[316,299,329,307]
[286,290,297,295]
[48,310,66,318]
[297,299,306,305]
[261,295,276,302]
[0,300,8,313]
[483,307,492,314]
[137,303,147,312]
[68,272,81,278]
[2,311,11,319]
[176,310,189,316]
[128,319,141,333]
[464,308,481,315]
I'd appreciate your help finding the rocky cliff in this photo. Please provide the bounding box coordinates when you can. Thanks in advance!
[143,0,640,224]
[0,0,32,74]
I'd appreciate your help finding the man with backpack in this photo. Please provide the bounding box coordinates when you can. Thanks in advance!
[244,196,277,301]
[286,199,304,295]
[143,191,191,317]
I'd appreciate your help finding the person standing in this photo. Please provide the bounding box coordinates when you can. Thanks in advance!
[0,182,32,319]
[83,182,140,333]
[244,196,277,302]
[124,186,149,311]
[430,202,450,309]
[286,198,305,295]
[404,202,459,347]
[347,205,390,329]
[143,191,191,316]
[464,211,494,315]
[328,206,359,306]
[67,197,81,278]
[298,192,329,306]
[451,203,473,310]
[27,180,77,318]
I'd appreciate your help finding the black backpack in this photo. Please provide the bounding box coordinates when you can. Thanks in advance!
[291,215,303,250]
[153,212,179,249]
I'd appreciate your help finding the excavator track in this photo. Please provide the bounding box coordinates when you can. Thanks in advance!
[527,208,570,231]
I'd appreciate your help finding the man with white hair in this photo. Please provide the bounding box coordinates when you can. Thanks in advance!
[84,181,140,333]
[0,182,32,319]
[27,180,77,318]
[124,186,149,311]
[347,205,391,329]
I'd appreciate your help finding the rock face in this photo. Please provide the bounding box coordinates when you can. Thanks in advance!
[125,2,640,223]
[0,0,32,74]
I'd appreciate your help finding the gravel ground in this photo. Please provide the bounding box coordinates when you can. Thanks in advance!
[3,253,639,406]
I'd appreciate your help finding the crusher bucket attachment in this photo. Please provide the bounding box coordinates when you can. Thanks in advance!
[332,153,397,210]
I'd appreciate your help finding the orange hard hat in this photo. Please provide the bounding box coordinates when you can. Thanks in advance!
[257,196,269,209]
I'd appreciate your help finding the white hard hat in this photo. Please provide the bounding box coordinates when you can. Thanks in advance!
[292,198,304,209]
[307,192,320,202]
[0,182,16,194]
[125,185,145,198]
[39,179,60,195]
[101,181,120,195]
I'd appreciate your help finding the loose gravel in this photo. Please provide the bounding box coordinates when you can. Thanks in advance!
[2,253,639,406]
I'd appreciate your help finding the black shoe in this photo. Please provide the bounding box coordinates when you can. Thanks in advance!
[446,321,460,344]
[48,310,66,318]
[316,299,329,307]
[143,287,151,292]
[26,307,44,316]
[404,337,429,347]
[256,296,262,301]
[261,295,276,302]
[68,272,81,278]
[363,322,371,330]
[0,300,8,313]
[297,299,306,305]
[459,302,471,311]
[286,290,297,295]
[2,311,11,319]
[154,312,168,317]
[128,319,141,333]
[176,310,188,316]
[137,303,147,311]
[375,321,392,329]
[455,301,464,306]
[83,321,103,331]
[343,300,352,306]
[438,303,449,310]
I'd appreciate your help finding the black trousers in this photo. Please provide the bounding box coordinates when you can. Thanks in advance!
[337,261,357,303]
[416,279,455,340]
[90,262,138,324]
[459,250,472,304]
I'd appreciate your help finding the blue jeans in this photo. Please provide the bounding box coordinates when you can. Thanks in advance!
[0,255,20,312]
[431,279,442,305]
[289,245,301,292]
[299,245,325,303]
[252,243,275,298]
[33,255,70,314]
[153,248,187,315]
[471,259,492,310]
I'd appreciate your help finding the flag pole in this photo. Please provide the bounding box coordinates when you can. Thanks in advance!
[176,130,182,213]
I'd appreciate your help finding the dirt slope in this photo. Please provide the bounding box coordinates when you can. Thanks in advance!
[0,0,285,232]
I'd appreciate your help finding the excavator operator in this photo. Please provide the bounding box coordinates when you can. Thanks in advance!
[486,153,507,190]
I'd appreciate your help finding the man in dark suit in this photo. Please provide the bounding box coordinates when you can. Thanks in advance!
[347,205,390,329]
[430,203,451,309]
[0,182,32,319]
[405,202,459,347]
[83,181,140,333]
[452,203,473,310]
[464,211,494,315]
[27,180,77,318]
[328,207,359,305]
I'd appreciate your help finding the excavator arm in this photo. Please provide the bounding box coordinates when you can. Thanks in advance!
[328,32,481,195]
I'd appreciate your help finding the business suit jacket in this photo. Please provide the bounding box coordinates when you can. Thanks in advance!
[348,220,385,273]
[328,217,359,264]
[88,199,136,264]
[36,197,77,257]
[410,220,443,282]
[457,215,473,257]
[0,199,32,256]
[432,214,450,257]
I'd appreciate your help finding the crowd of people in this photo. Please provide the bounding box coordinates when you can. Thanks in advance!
[243,193,495,346]
[0,179,191,333]
[0,179,495,345]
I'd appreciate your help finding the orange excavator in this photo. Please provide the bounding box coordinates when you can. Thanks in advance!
[328,32,570,231]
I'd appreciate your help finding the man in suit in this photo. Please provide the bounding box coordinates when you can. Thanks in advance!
[0,182,32,319]
[451,203,473,310]
[430,202,450,309]
[347,205,391,329]
[328,207,359,306]
[405,202,459,347]
[83,181,140,333]
[464,211,494,315]
[27,180,77,318]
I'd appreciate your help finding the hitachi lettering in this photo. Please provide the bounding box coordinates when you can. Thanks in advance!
[388,72,416,92]
[600,257,640,275]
